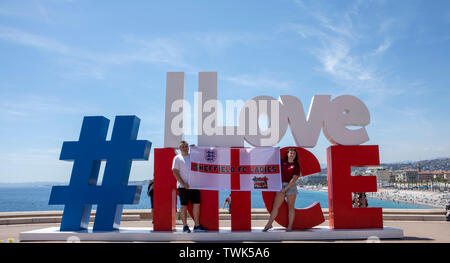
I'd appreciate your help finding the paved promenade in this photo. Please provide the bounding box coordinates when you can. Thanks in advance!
[366,188,449,208]
[1,210,448,243]
[4,220,449,243]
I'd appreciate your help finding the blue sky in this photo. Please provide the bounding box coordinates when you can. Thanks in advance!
[0,0,449,183]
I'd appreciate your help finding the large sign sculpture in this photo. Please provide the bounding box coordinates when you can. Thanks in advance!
[155,72,381,231]
[49,72,382,233]
[49,116,151,231]
[165,72,370,148]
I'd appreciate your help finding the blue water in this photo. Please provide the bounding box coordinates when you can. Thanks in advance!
[0,186,433,212]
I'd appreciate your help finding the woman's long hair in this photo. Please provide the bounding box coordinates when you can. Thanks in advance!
[284,148,299,163]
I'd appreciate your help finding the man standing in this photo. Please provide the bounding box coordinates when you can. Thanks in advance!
[172,141,207,233]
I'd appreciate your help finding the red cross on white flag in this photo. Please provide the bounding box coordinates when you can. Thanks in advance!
[188,146,282,191]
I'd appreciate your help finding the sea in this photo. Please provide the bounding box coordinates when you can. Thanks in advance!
[0,185,434,212]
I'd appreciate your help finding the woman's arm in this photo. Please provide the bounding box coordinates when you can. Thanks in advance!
[282,174,300,193]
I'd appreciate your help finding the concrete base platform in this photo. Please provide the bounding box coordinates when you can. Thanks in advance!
[19,226,404,242]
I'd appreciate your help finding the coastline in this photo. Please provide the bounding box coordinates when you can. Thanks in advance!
[299,186,448,209]
[0,185,447,212]
[366,188,448,209]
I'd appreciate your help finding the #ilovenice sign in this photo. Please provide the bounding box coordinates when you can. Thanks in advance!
[50,71,383,233]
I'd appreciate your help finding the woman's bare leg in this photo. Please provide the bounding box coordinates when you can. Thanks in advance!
[263,192,285,231]
[286,194,296,231]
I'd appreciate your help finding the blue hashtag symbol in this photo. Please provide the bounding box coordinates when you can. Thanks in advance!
[49,115,151,231]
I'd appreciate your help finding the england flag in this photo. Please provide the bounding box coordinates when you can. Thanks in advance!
[189,146,282,191]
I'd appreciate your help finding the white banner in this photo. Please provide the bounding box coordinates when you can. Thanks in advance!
[189,146,282,191]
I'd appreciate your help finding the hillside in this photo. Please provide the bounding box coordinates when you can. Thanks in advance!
[380,158,450,171]
[319,157,450,174]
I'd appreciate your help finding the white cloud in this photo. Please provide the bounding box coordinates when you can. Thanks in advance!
[375,39,391,54]
[33,0,49,20]
[0,26,192,79]
[0,26,72,54]
[192,32,251,52]
[289,1,403,103]
[0,94,99,120]
[0,24,270,81]
[222,74,293,91]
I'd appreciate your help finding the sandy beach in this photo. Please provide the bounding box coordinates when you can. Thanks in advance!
[299,185,450,208]
[366,189,449,208]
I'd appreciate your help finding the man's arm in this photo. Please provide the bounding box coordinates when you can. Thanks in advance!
[172,168,189,189]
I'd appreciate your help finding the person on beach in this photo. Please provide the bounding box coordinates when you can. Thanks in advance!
[222,194,232,213]
[352,174,369,208]
[147,179,154,225]
[352,192,359,207]
[172,141,207,233]
[352,192,368,208]
[147,179,154,210]
[446,203,450,221]
[263,148,301,232]
[359,192,368,207]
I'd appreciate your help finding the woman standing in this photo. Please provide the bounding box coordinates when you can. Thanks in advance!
[263,148,301,232]
[222,194,232,213]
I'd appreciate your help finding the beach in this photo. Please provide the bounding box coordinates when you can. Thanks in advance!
[299,185,449,209]
[366,189,449,209]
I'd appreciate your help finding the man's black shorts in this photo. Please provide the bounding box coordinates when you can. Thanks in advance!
[178,188,201,206]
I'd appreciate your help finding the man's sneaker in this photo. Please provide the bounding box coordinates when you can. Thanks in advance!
[193,225,208,232]
[182,226,191,233]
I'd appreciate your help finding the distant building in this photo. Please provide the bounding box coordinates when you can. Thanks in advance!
[439,171,450,181]
[301,173,328,184]
[419,171,450,181]
[393,169,419,182]
[404,169,419,182]
[366,166,393,183]
[394,170,406,182]
[418,171,434,181]
[393,170,450,182]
